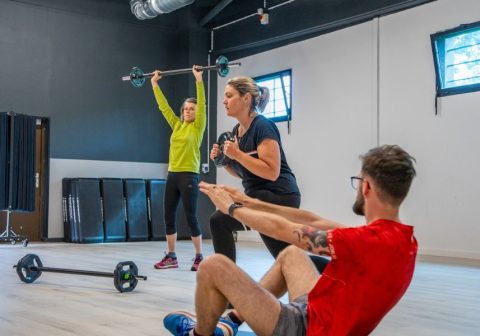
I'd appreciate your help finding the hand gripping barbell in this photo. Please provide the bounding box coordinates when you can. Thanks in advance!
[13,254,147,293]
[122,55,241,88]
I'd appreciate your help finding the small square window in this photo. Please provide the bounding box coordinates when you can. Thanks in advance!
[254,69,292,122]
[431,21,480,97]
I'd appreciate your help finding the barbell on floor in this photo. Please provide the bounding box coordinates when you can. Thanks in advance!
[13,254,147,293]
[122,55,241,88]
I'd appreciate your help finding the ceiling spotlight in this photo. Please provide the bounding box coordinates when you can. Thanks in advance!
[257,4,269,25]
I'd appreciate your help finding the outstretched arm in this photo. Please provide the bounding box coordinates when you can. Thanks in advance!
[199,182,336,255]
[150,70,180,129]
[192,66,206,131]
[213,183,344,231]
[234,207,331,255]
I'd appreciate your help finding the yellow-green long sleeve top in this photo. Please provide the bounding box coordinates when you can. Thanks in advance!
[153,81,206,173]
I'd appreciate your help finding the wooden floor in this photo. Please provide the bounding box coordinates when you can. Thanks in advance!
[1,240,479,336]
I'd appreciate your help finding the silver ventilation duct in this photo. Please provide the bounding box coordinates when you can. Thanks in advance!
[130,0,195,20]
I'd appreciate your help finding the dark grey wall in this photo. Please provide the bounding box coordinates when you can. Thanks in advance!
[0,0,217,236]
[0,0,205,163]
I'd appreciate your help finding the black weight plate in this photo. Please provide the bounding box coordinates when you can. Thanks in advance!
[216,56,230,77]
[113,261,138,293]
[130,67,146,88]
[16,254,42,284]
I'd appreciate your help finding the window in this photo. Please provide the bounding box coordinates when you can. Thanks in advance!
[254,69,292,122]
[431,21,480,97]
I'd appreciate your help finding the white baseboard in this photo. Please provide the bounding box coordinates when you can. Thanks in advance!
[418,247,480,260]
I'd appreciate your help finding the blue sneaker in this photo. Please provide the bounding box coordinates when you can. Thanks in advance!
[163,311,238,336]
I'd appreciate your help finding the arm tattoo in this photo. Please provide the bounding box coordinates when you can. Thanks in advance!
[293,226,329,254]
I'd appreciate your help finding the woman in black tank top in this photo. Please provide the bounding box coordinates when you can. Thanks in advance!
[209,76,328,272]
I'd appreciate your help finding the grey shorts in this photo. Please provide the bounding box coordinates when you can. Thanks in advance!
[272,294,308,336]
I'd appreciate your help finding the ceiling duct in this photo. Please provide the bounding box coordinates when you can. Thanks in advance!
[130,0,195,20]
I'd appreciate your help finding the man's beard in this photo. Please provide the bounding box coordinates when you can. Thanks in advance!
[352,192,365,216]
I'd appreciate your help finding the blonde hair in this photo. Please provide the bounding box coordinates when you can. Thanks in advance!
[179,97,197,121]
[227,76,270,117]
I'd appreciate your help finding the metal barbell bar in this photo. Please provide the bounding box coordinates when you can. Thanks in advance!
[14,254,147,293]
[122,55,241,88]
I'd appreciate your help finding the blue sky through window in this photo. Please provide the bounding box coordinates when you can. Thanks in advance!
[432,21,480,96]
[254,70,291,122]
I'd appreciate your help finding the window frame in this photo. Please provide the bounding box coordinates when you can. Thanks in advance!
[253,69,292,123]
[431,20,480,97]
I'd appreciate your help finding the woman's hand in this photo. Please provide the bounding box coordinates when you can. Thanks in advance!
[223,136,241,160]
[192,65,203,82]
[210,143,220,161]
[151,70,161,87]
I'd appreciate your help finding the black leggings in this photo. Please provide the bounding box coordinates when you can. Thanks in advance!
[164,172,201,237]
[209,189,330,273]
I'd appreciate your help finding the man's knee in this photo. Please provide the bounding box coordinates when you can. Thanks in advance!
[277,244,305,264]
[198,254,234,275]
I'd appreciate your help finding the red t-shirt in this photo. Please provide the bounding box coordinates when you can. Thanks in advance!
[306,219,417,336]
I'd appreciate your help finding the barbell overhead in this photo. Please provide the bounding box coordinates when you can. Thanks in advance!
[14,254,147,293]
[122,55,241,88]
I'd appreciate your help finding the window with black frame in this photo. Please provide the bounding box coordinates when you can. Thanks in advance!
[431,21,480,98]
[254,69,292,123]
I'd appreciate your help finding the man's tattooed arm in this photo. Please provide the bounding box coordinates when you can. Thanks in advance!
[293,226,330,256]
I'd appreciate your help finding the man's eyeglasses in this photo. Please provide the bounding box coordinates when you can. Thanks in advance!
[350,176,364,190]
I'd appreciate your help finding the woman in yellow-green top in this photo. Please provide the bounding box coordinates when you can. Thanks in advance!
[151,66,206,272]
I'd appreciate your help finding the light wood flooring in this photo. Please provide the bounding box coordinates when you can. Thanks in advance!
[1,240,479,335]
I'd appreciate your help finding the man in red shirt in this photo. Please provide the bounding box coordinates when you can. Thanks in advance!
[164,145,417,336]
